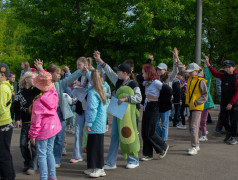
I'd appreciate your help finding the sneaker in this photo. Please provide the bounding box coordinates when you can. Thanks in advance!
[62,148,67,156]
[188,147,197,155]
[224,134,232,142]
[141,156,153,161]
[89,169,101,178]
[84,169,93,175]
[226,137,237,145]
[199,136,208,141]
[196,145,200,151]
[159,145,169,159]
[103,164,117,170]
[55,164,61,168]
[99,169,106,177]
[215,129,224,134]
[126,163,139,169]
[69,158,83,163]
[177,124,187,129]
[26,169,35,175]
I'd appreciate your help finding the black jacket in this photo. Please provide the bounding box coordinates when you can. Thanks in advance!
[15,87,40,123]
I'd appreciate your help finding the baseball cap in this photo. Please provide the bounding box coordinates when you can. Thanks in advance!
[223,60,235,67]
[114,63,131,74]
[157,63,168,70]
[0,63,10,77]
[186,63,200,72]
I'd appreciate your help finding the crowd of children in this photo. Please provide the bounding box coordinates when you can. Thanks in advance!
[0,48,237,180]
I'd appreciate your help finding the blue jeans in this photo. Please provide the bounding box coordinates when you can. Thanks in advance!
[156,110,171,141]
[105,117,139,167]
[72,112,85,159]
[36,136,56,180]
[54,107,66,164]
[20,123,37,170]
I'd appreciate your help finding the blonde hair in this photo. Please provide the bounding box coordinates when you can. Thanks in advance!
[77,57,92,70]
[19,71,38,88]
[91,69,106,105]
[77,57,93,88]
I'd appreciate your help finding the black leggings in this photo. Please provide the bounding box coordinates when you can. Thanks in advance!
[141,101,167,157]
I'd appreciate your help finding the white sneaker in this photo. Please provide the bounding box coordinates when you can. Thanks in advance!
[84,169,93,175]
[196,145,200,151]
[177,124,187,129]
[55,164,61,168]
[199,136,208,141]
[99,169,106,177]
[188,147,197,155]
[103,164,117,170]
[89,169,101,178]
[126,163,139,169]
[141,156,153,161]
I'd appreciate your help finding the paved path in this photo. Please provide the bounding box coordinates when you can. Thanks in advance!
[12,110,238,180]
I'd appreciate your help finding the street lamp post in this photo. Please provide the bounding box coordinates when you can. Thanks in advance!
[195,0,202,65]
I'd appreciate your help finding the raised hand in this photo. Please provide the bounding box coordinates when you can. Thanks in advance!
[148,55,154,61]
[205,56,210,67]
[93,50,104,65]
[64,66,70,73]
[34,59,44,71]
[173,47,179,63]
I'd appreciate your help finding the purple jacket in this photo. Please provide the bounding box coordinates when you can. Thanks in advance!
[29,88,62,140]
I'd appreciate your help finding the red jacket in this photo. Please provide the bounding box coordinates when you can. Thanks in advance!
[208,65,238,105]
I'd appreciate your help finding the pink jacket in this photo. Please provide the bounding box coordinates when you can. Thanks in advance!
[29,88,62,141]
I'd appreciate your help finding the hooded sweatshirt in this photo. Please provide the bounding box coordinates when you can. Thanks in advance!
[28,88,62,140]
[0,81,12,126]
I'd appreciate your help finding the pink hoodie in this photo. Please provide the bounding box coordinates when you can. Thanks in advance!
[29,88,62,141]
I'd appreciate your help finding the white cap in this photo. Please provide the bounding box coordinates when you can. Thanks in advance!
[157,63,167,70]
[186,63,200,72]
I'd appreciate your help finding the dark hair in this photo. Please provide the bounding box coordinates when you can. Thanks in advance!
[159,71,169,83]
[9,72,15,77]
[46,64,61,73]
[124,59,134,68]
[124,59,138,83]
[142,64,159,81]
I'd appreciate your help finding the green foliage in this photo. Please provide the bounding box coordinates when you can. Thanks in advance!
[1,0,237,101]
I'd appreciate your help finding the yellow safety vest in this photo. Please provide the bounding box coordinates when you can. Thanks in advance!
[185,76,207,111]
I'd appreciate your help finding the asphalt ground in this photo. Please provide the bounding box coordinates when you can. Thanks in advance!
[11,110,238,180]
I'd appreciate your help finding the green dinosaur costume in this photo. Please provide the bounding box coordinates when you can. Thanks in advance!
[115,86,140,159]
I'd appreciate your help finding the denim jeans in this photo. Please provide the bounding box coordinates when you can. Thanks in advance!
[72,112,85,159]
[156,110,171,141]
[0,125,15,180]
[105,117,139,167]
[36,136,56,180]
[20,123,37,170]
[54,107,66,164]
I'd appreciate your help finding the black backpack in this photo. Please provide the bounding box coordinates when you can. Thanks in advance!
[158,84,173,112]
